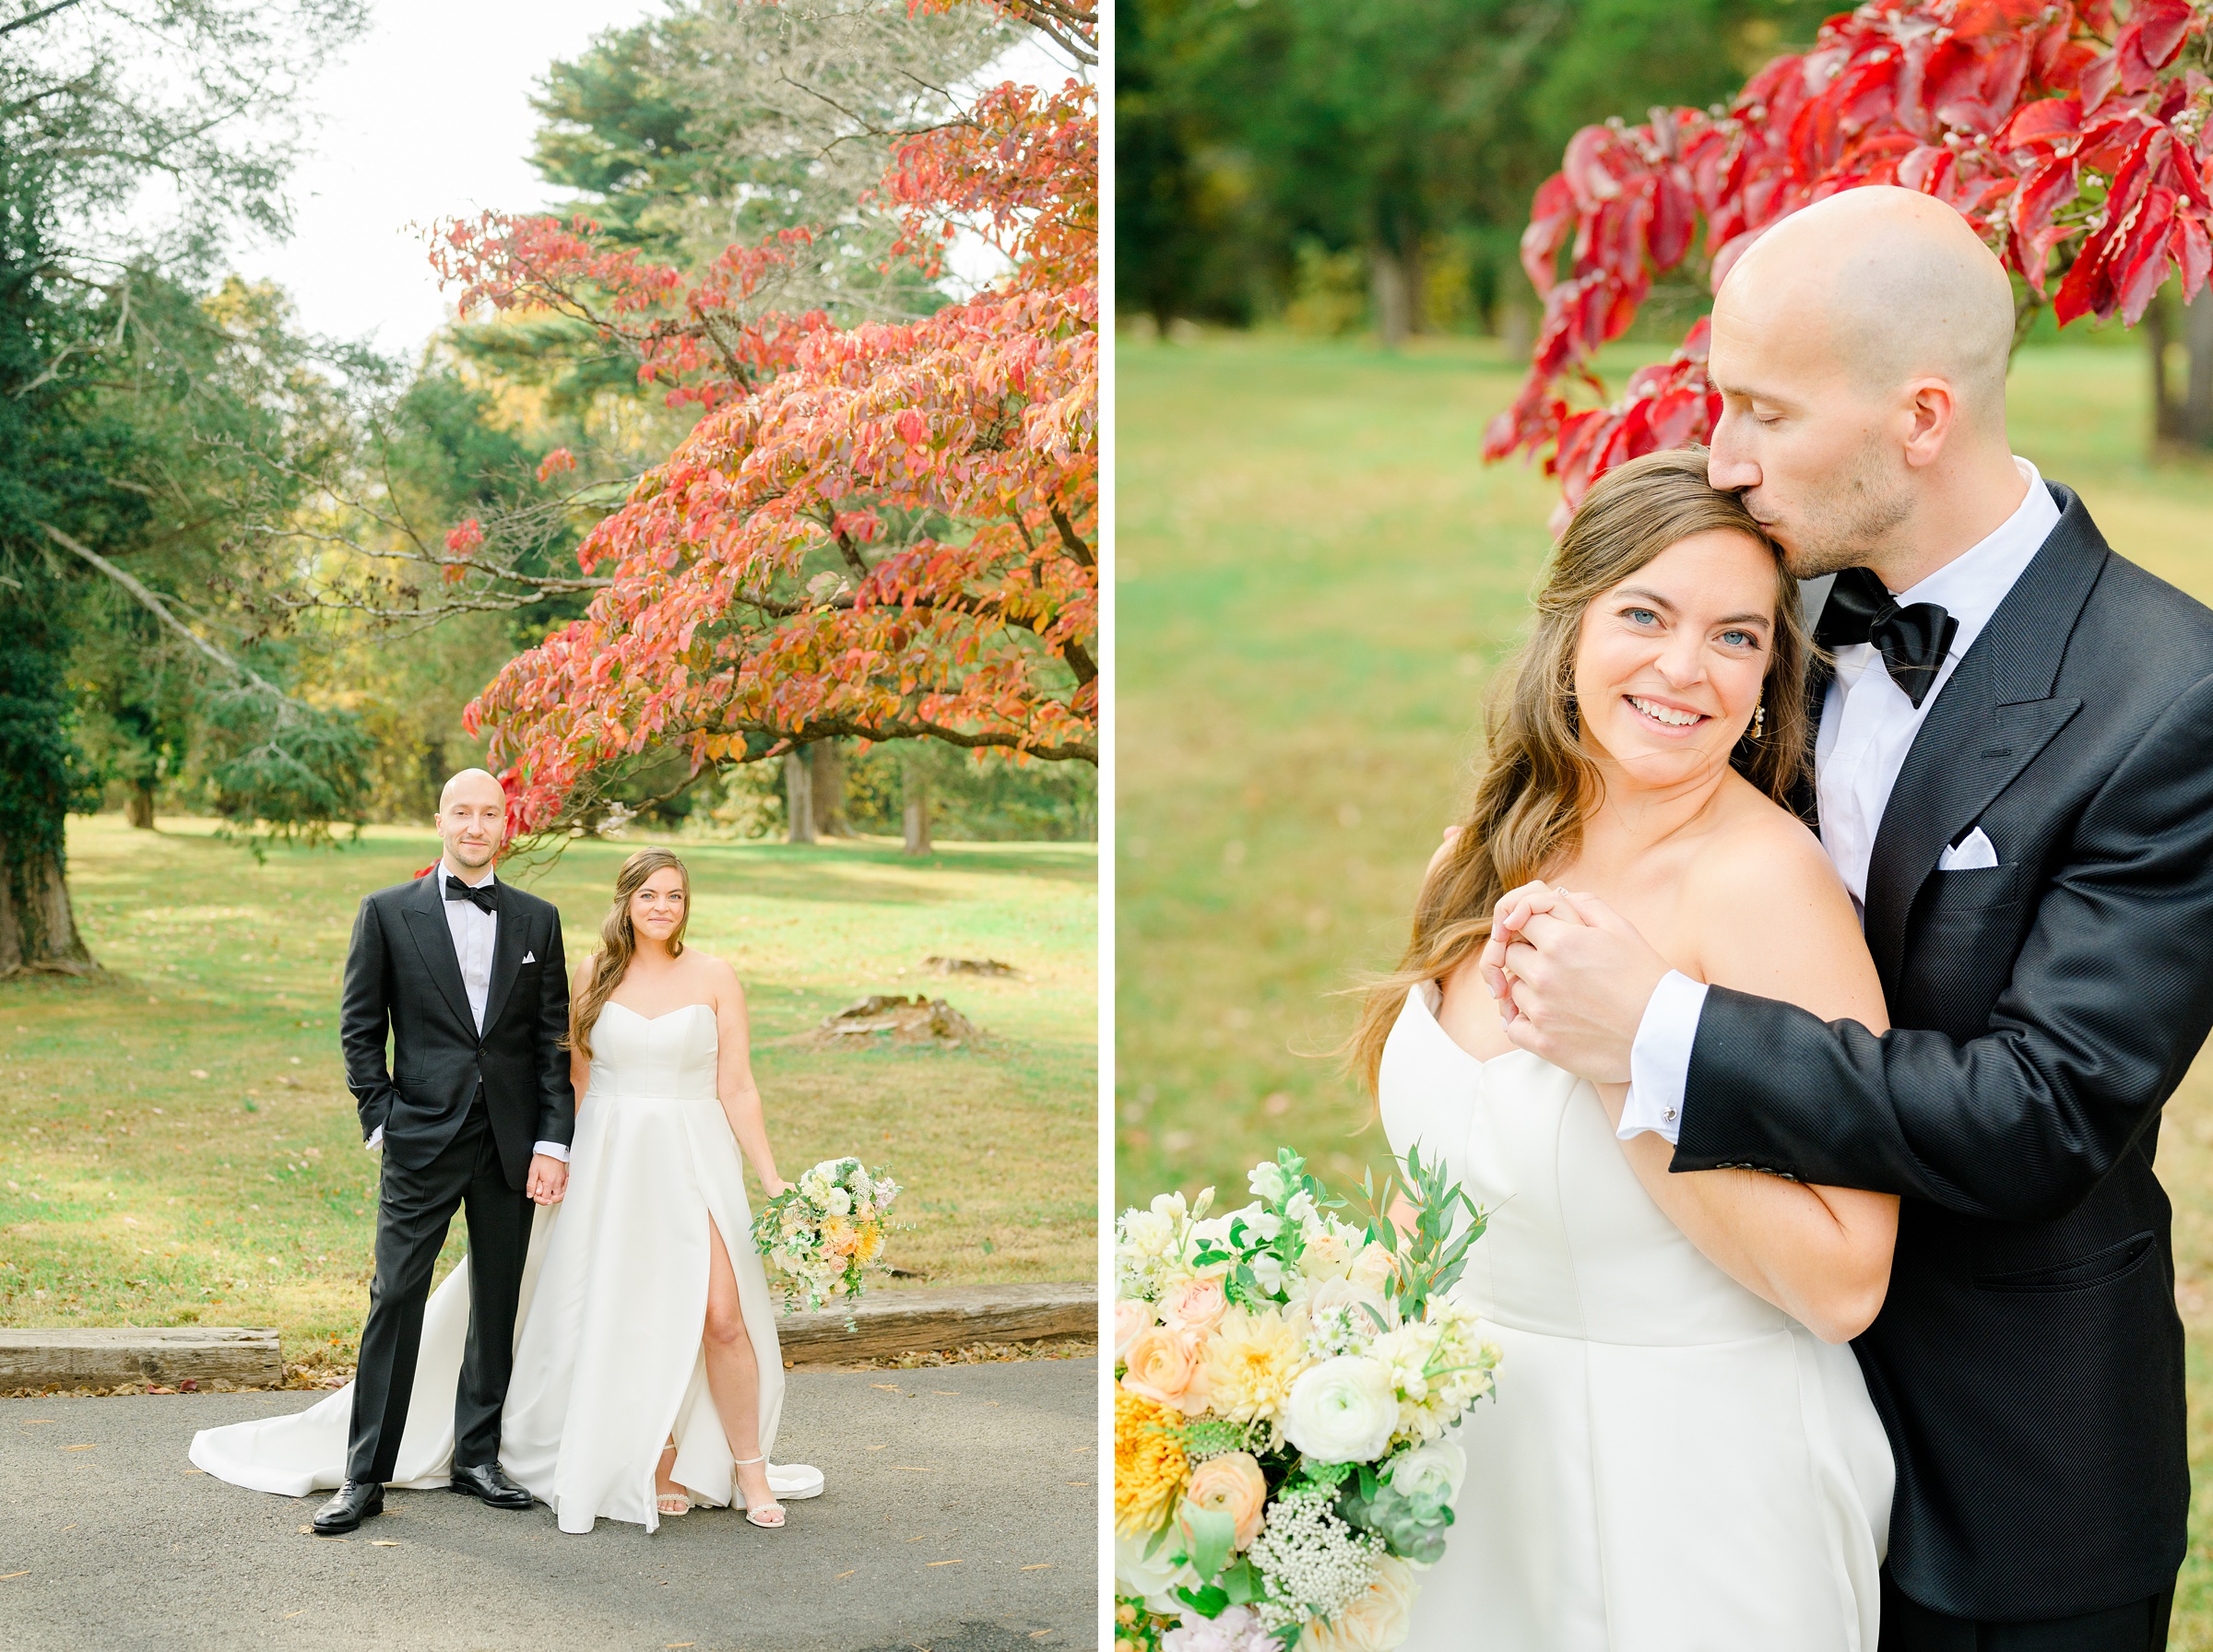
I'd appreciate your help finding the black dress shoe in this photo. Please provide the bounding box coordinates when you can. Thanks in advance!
[449,1461,534,1509]
[311,1479,384,1533]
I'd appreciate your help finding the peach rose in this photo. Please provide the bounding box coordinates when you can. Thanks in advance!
[1121,1325,1211,1415]
[1116,1299,1155,1361]
[1348,1242,1398,1295]
[1308,1555,1417,1652]
[1159,1275,1230,1336]
[1176,1449,1267,1552]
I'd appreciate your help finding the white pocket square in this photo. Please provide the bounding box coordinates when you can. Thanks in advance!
[1938,827,1999,870]
[523,950,537,963]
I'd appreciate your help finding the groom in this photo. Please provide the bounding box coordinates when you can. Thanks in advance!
[313,768,577,1534]
[1485,187,2213,1649]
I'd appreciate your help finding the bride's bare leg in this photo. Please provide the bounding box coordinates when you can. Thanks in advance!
[703,1221,780,1522]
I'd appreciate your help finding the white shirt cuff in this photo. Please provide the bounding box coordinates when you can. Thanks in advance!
[532,1140,570,1162]
[364,1126,383,1150]
[1620,970,1710,1145]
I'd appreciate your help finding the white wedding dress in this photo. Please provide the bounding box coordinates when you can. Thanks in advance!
[1380,983,1893,1650]
[191,1001,822,1532]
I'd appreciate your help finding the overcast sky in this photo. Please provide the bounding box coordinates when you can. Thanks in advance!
[231,1,1072,362]
[233,1,665,360]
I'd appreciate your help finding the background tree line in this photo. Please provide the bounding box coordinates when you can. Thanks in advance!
[1115,0,2213,443]
[1,0,1093,975]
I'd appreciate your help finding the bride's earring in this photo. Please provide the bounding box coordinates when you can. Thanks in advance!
[1750,695,1766,740]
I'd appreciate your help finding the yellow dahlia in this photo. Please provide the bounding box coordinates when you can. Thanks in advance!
[1201,1305,1308,1425]
[822,1215,858,1256]
[853,1221,883,1263]
[1114,1386,1188,1537]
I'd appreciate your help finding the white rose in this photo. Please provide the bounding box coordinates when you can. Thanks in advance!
[1307,1555,1418,1652]
[1248,1162,1291,1204]
[1115,1530,1198,1616]
[1301,1229,1355,1281]
[1282,1355,1399,1464]
[826,1188,853,1216]
[1387,1440,1466,1504]
[1348,1242,1397,1295]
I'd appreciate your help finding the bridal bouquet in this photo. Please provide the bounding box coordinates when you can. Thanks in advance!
[1114,1147,1499,1652]
[751,1157,901,1313]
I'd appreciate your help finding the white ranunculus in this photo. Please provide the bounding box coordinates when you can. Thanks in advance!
[1387,1440,1466,1504]
[826,1188,853,1216]
[1282,1355,1400,1464]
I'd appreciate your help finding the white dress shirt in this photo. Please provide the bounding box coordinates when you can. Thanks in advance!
[364,859,570,1162]
[1620,458,2061,1142]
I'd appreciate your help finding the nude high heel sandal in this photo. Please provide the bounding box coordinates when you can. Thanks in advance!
[732,1454,785,1528]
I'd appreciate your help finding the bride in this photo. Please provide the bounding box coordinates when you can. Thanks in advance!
[1353,447,1896,1648]
[192,845,822,1534]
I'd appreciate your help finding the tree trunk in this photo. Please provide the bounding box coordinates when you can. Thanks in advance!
[2149,286,2183,447]
[807,740,848,837]
[125,780,155,830]
[782,749,816,845]
[0,832,93,976]
[901,749,932,856]
[1497,287,1534,364]
[2185,287,2213,446]
[1371,247,1412,350]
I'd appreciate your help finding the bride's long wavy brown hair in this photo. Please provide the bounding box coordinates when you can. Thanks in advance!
[567,846,692,1061]
[1347,446,1813,1093]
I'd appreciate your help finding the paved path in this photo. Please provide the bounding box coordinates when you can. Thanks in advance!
[0,1359,1098,1651]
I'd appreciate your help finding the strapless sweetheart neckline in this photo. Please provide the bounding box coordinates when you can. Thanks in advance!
[602,1000,715,1024]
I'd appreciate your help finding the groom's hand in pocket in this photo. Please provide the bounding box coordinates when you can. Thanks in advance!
[1484,886,1666,1085]
[527,1153,569,1205]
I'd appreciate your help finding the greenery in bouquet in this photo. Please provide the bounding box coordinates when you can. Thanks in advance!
[1113,1147,1500,1651]
[751,1157,900,1313]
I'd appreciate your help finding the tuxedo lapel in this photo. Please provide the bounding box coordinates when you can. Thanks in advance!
[479,881,528,1034]
[399,872,477,1036]
[1861,486,2105,988]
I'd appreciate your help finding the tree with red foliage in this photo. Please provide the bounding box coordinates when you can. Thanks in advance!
[1488,0,2212,518]
[437,1,1096,838]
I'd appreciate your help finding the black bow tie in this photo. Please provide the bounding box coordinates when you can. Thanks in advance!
[444,875,496,914]
[1813,566,1959,709]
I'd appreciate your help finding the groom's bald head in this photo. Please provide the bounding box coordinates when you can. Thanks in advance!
[1717,187,2015,429]
[1705,186,2023,582]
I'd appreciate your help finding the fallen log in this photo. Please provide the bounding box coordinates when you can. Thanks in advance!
[775,1280,1095,1364]
[0,1328,282,1390]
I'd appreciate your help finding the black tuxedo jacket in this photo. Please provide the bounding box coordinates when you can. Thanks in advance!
[339,870,576,1192]
[1677,484,2213,1620]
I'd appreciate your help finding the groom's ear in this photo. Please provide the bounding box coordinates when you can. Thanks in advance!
[1899,376,1963,469]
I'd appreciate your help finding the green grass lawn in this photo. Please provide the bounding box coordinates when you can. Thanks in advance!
[1116,330,2213,1642]
[1,817,1095,1376]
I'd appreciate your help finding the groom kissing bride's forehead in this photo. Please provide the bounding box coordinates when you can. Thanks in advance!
[1495,184,2213,1645]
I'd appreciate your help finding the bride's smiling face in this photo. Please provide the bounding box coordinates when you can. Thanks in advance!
[629,871,688,947]
[1571,528,1777,789]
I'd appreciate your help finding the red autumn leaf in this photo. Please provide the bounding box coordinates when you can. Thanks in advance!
[1492,0,2210,508]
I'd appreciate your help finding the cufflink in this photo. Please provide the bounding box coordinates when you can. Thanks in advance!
[1663,1108,1677,1123]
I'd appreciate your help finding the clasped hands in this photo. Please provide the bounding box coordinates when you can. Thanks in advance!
[527,1153,569,1205]
[1450,828,1672,1084]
